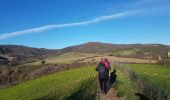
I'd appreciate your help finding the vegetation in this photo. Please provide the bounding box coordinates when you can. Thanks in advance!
[41,60,46,65]
[158,58,170,66]
[0,54,13,61]
[1,43,170,66]
[1,62,170,100]
[112,49,141,56]
[0,45,58,65]
[0,66,97,100]
[129,64,170,97]
[25,52,99,66]
[114,70,138,100]
[111,64,170,100]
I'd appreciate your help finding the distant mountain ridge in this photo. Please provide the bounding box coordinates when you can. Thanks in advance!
[62,42,170,57]
[0,45,59,64]
[0,42,170,65]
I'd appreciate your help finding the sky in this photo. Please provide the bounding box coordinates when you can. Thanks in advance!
[0,0,170,49]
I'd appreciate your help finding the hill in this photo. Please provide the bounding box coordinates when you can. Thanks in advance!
[0,45,58,65]
[1,42,170,65]
[62,42,170,59]
[0,66,97,100]
[25,52,99,66]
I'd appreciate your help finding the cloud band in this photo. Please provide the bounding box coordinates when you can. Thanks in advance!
[0,11,137,40]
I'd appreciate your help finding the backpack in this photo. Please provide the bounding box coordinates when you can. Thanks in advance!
[96,64,107,78]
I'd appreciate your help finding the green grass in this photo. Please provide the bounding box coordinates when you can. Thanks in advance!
[112,49,141,56]
[112,67,138,100]
[2,63,169,100]
[114,50,136,55]
[128,64,170,96]
[112,64,170,99]
[0,66,97,100]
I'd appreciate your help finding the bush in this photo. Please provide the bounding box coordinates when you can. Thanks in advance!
[41,61,46,65]
[158,58,170,66]
[108,54,114,56]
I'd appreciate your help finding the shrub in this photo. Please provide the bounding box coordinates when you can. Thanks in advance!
[41,60,46,65]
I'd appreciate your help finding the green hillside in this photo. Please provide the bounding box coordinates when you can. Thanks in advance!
[1,63,170,100]
[0,66,97,100]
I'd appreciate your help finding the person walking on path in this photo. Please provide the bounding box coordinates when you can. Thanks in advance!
[95,58,111,94]
[103,58,111,80]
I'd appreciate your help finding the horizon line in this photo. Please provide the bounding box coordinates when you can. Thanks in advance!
[1,42,170,49]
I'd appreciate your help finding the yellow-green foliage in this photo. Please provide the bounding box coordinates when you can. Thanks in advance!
[114,69,138,100]
[129,64,170,96]
[113,49,141,56]
[0,66,97,100]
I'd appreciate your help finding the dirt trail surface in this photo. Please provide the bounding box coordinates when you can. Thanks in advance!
[97,88,124,100]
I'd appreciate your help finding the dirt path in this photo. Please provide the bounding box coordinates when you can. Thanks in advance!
[95,73,124,100]
[96,86,124,100]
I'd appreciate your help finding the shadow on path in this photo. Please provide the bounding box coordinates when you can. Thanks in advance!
[106,69,117,93]
[66,89,85,100]
[134,93,150,100]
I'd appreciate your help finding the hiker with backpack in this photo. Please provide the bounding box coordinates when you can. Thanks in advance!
[103,58,111,80]
[95,58,111,94]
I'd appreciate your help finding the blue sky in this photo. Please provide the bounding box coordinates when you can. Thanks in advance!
[0,0,170,49]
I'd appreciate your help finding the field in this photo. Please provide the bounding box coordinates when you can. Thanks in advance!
[24,52,157,67]
[0,54,13,61]
[0,64,139,100]
[108,63,170,100]
[108,56,156,64]
[1,59,170,100]
[129,64,170,96]
[25,52,99,66]
[76,56,156,64]
[112,49,141,56]
[114,69,138,100]
[0,66,97,100]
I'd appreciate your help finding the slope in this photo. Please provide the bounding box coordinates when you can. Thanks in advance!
[0,66,97,100]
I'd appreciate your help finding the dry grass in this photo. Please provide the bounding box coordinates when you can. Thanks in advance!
[0,54,13,61]
[80,56,157,64]
[25,52,100,66]
[108,56,157,64]
[24,52,157,66]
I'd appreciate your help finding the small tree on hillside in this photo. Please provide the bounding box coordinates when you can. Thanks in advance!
[41,60,46,65]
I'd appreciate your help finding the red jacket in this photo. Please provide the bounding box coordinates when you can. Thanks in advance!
[101,60,111,70]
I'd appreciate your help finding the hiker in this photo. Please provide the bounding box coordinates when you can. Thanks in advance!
[95,58,109,94]
[103,58,111,79]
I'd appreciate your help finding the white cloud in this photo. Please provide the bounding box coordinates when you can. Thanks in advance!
[1,0,170,40]
[0,10,137,40]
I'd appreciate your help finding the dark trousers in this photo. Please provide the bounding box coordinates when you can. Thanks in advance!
[99,77,107,93]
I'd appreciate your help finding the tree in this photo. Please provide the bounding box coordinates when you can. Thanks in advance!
[41,60,46,65]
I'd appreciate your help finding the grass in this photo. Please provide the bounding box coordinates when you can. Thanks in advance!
[113,50,136,56]
[0,54,13,61]
[115,71,138,100]
[2,61,169,100]
[0,66,97,100]
[25,52,99,66]
[112,66,139,100]
[128,64,170,96]
[112,49,142,56]
[112,64,170,99]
